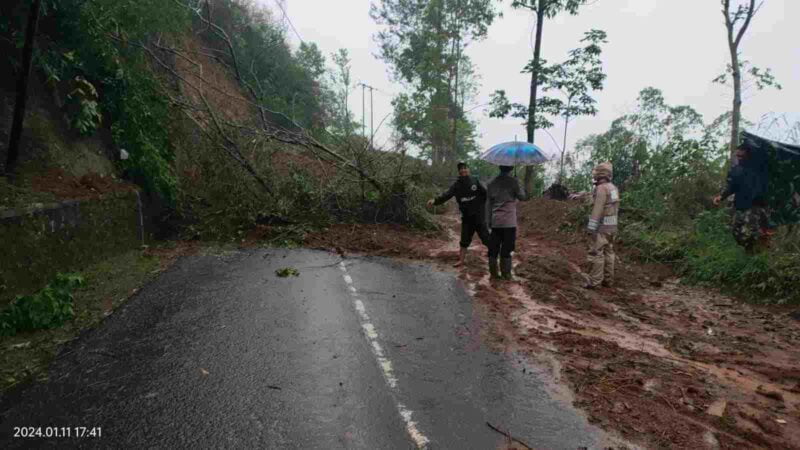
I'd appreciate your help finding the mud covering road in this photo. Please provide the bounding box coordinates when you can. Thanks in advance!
[0,248,624,449]
[302,198,800,449]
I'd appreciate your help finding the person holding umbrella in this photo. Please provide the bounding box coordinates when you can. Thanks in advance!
[486,166,528,279]
[427,161,490,267]
[479,140,554,280]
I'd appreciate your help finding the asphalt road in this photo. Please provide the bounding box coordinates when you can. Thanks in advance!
[0,248,620,449]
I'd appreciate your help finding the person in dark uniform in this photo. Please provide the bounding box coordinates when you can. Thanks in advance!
[427,162,490,267]
[713,144,770,253]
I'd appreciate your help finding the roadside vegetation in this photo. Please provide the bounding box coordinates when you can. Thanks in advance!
[1,0,797,304]
[553,87,800,304]
[0,248,163,392]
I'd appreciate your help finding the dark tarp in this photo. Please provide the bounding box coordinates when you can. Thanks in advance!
[740,131,800,225]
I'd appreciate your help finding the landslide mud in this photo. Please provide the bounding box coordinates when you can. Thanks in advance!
[302,198,800,449]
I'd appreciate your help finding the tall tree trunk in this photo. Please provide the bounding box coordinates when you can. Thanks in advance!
[723,0,756,164]
[729,47,742,163]
[451,41,462,161]
[432,0,448,165]
[450,0,462,161]
[5,0,42,176]
[524,1,546,194]
[559,107,571,183]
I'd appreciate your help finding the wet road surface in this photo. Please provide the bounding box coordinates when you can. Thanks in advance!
[0,248,620,448]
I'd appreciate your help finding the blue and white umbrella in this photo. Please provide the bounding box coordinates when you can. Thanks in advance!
[478,141,556,166]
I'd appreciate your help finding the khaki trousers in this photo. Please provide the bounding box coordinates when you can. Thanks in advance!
[587,232,615,287]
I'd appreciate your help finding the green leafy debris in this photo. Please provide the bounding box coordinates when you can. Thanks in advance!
[275,267,300,278]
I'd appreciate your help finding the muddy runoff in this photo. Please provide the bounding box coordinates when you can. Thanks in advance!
[302,198,800,449]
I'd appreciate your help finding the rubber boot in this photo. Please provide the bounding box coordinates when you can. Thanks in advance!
[500,257,513,280]
[454,248,467,267]
[489,257,499,279]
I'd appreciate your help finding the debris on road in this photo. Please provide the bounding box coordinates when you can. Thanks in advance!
[486,421,533,450]
[275,267,300,277]
[300,198,800,449]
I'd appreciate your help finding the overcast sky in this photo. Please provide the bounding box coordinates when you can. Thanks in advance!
[259,0,798,158]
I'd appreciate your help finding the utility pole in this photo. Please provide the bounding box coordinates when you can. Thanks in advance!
[358,82,376,149]
[361,83,365,137]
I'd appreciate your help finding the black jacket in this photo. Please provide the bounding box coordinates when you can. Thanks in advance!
[434,176,487,217]
[721,164,767,210]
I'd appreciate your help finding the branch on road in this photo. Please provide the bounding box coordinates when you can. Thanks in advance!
[486,422,533,450]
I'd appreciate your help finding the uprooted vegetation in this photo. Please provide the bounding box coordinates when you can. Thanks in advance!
[0,0,439,245]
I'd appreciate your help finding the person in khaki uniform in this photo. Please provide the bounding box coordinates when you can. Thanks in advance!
[585,162,619,289]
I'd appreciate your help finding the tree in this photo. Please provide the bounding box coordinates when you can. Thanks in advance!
[371,0,496,164]
[572,87,708,190]
[328,49,358,137]
[295,42,327,124]
[508,0,592,194]
[5,0,42,177]
[717,0,781,162]
[539,29,607,182]
[296,42,326,80]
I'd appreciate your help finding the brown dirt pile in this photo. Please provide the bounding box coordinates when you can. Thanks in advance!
[29,168,136,201]
[294,198,800,449]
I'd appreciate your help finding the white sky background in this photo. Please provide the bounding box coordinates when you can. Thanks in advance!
[260,0,799,159]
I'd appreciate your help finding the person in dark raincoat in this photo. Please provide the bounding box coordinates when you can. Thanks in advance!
[428,162,490,267]
[713,144,770,252]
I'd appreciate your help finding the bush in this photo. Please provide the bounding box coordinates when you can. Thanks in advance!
[622,207,800,304]
[0,273,86,336]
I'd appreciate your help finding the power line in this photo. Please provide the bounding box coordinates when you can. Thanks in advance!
[271,0,304,44]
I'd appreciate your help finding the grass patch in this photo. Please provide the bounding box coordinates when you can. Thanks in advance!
[622,209,800,304]
[0,177,58,211]
[0,248,161,393]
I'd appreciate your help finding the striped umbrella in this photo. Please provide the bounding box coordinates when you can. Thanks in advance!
[478,141,556,166]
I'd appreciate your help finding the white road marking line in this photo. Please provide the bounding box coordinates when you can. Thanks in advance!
[354,299,367,318]
[338,261,430,448]
[362,323,379,339]
[399,405,429,447]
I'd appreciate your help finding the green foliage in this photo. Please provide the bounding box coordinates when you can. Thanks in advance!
[713,60,782,91]
[488,89,553,129]
[0,274,86,336]
[275,267,299,277]
[565,86,800,304]
[371,0,496,164]
[620,206,800,304]
[537,30,607,112]
[326,48,360,137]
[25,0,190,202]
[391,180,440,231]
[194,0,326,131]
[66,76,102,135]
[680,210,766,283]
[510,0,592,16]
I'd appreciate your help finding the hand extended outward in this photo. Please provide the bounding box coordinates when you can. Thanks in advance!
[426,199,434,208]
[712,195,722,206]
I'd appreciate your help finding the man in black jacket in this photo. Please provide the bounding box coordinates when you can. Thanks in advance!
[427,162,490,267]
[713,145,770,252]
